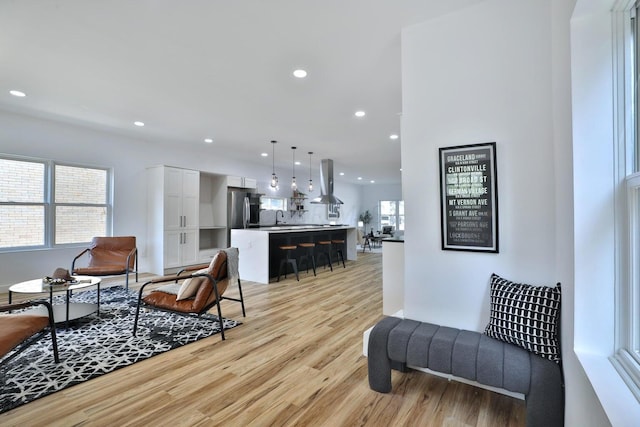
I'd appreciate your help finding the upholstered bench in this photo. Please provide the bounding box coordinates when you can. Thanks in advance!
[367,317,564,426]
[368,274,564,427]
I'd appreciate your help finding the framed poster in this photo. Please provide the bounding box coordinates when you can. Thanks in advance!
[327,203,340,220]
[439,142,498,252]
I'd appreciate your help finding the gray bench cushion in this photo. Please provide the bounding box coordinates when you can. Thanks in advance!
[368,317,564,427]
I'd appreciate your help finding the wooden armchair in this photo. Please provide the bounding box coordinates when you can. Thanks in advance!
[0,301,59,365]
[72,236,138,290]
[133,248,246,341]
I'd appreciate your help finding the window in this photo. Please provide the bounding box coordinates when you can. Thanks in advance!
[0,155,112,250]
[54,164,110,244]
[0,158,46,248]
[379,200,404,233]
[620,174,640,399]
[260,196,286,211]
[611,3,640,401]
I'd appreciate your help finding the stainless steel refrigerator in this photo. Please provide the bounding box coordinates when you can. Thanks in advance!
[228,190,261,242]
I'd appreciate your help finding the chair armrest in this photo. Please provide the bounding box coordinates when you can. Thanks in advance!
[145,274,183,285]
[126,247,138,269]
[138,270,208,292]
[0,300,55,319]
[71,248,91,271]
[137,271,219,300]
[177,263,210,276]
[139,259,227,298]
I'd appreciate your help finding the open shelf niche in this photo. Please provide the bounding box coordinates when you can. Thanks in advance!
[199,173,228,261]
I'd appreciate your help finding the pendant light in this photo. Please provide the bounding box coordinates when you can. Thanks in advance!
[270,140,279,190]
[291,146,297,190]
[308,151,314,192]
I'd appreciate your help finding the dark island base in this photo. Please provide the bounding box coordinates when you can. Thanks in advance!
[268,229,347,279]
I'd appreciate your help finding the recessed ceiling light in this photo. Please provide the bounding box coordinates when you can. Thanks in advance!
[370,180,375,183]
[357,177,363,180]
[134,121,144,127]
[295,161,301,165]
[339,172,345,176]
[9,90,26,97]
[390,134,399,140]
[355,111,366,118]
[293,69,307,78]
[204,138,213,143]
[261,153,268,157]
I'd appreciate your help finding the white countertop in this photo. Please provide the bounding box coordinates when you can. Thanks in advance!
[238,225,354,233]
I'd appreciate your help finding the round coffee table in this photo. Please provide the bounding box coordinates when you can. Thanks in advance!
[9,275,102,325]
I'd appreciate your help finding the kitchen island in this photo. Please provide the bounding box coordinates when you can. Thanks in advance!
[231,225,357,284]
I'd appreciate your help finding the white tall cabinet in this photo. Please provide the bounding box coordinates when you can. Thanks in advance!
[148,166,257,274]
[147,166,200,274]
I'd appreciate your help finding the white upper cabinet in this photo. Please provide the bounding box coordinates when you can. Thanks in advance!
[227,175,256,189]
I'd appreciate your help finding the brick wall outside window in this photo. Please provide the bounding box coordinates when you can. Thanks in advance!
[0,157,111,249]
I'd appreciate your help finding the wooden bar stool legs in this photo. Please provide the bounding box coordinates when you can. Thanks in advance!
[298,243,317,276]
[316,240,333,272]
[277,245,299,281]
[331,239,346,268]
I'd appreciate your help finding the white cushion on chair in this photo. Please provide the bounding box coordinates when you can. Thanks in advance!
[176,268,208,301]
[176,250,226,301]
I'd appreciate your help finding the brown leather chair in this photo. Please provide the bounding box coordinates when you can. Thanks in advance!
[133,249,246,341]
[72,236,138,290]
[0,300,59,365]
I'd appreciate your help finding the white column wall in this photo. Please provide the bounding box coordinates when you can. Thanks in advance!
[401,0,610,425]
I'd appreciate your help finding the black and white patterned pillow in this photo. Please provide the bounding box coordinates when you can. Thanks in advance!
[484,273,562,363]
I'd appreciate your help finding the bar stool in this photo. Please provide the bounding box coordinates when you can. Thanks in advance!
[297,242,317,276]
[316,240,333,272]
[277,244,299,281]
[331,239,346,268]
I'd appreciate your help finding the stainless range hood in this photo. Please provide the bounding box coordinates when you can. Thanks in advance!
[311,159,343,204]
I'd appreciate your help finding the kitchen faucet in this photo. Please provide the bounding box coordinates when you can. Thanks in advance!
[275,210,284,225]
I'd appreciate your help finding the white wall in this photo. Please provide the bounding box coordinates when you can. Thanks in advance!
[402,0,609,425]
[402,0,558,329]
[0,110,362,287]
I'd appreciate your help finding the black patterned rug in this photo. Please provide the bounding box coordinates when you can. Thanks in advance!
[0,286,239,414]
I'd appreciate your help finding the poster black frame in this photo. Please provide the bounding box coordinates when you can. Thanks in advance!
[439,142,499,253]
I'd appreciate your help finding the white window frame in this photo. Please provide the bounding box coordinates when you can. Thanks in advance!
[260,196,287,211]
[615,174,640,400]
[378,200,404,232]
[611,1,640,402]
[0,154,113,251]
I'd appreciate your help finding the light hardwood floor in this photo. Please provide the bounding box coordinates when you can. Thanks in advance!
[0,252,524,427]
